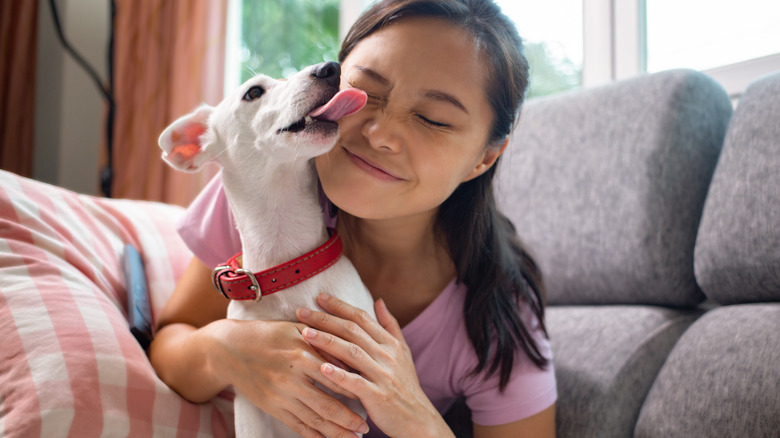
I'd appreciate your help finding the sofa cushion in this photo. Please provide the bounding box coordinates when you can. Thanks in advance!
[635,304,780,437]
[694,71,780,305]
[547,305,700,438]
[498,69,732,306]
[0,170,233,436]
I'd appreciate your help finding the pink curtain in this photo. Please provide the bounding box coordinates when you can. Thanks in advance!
[112,0,227,206]
[0,0,38,178]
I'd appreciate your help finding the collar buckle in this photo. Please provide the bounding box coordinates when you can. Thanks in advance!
[212,266,262,302]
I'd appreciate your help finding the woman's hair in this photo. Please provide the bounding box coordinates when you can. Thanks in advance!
[340,0,549,390]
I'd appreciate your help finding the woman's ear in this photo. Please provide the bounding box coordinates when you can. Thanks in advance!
[462,137,510,182]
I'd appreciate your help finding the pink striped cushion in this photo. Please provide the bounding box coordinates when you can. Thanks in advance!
[0,170,234,437]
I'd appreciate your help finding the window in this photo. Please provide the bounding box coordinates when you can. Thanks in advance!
[495,0,584,99]
[601,0,780,99]
[227,0,340,88]
[643,0,780,98]
[645,0,780,73]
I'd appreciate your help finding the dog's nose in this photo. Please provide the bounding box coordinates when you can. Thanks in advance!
[311,61,340,87]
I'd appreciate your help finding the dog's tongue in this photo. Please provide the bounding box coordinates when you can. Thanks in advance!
[309,88,367,122]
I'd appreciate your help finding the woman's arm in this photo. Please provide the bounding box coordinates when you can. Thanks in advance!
[148,257,231,401]
[473,404,556,438]
[148,257,370,438]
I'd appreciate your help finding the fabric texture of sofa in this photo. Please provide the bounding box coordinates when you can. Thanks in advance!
[495,69,780,437]
[1,69,778,437]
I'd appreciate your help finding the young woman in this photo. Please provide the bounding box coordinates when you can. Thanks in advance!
[149,1,557,437]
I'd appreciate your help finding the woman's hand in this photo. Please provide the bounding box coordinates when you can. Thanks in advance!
[202,318,371,438]
[296,294,454,438]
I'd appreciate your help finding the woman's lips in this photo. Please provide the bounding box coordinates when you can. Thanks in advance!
[343,147,404,182]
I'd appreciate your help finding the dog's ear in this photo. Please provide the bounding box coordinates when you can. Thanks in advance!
[159,105,218,172]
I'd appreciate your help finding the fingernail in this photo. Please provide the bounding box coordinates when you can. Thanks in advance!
[319,293,331,302]
[358,423,370,434]
[322,363,334,374]
[297,308,311,319]
[303,328,318,339]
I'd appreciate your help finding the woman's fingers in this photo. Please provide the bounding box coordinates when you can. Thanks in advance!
[238,350,366,436]
[301,326,380,373]
[314,294,391,343]
[296,295,409,377]
[294,388,370,437]
[266,335,366,434]
[275,409,327,438]
[223,320,368,436]
[296,348,359,400]
[374,298,404,339]
[278,405,364,438]
[320,362,376,401]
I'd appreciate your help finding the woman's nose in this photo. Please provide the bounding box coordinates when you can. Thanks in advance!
[361,113,403,153]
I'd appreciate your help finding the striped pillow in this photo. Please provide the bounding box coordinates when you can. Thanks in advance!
[0,170,233,437]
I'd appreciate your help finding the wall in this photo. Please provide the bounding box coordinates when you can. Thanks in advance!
[34,0,109,196]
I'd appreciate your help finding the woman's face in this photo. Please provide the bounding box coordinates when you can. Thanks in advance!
[315,16,500,222]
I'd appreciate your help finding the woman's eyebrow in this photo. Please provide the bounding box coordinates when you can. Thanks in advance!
[422,90,468,114]
[354,66,391,86]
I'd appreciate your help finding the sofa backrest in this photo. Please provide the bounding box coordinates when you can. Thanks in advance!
[635,73,780,437]
[694,70,780,305]
[497,69,732,307]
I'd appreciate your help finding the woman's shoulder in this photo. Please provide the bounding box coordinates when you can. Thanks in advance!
[177,173,242,267]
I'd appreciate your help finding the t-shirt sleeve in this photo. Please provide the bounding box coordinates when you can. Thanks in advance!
[176,172,242,267]
[461,321,557,426]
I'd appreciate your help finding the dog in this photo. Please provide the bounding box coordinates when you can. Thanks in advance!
[159,62,374,437]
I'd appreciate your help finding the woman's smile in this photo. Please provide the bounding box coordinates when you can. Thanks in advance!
[342,146,405,182]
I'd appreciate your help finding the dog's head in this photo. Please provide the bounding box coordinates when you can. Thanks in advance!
[159,62,367,172]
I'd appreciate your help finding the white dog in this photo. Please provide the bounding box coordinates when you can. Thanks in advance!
[159,62,374,437]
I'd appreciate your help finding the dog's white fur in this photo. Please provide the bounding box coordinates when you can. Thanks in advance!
[159,63,375,437]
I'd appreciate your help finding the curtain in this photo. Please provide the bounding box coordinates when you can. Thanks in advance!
[112,0,227,206]
[0,0,38,177]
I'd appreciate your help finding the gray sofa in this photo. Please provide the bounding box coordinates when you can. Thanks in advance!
[447,69,780,437]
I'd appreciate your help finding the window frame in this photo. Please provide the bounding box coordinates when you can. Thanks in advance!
[584,0,779,99]
[288,0,779,100]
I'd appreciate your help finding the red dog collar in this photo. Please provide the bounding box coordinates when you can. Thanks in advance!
[212,232,342,301]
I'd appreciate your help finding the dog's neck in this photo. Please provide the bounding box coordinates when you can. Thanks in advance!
[220,158,329,273]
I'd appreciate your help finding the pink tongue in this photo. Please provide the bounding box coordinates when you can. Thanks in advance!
[309,88,367,122]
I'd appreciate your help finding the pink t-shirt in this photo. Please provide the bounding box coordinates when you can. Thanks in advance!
[177,174,557,433]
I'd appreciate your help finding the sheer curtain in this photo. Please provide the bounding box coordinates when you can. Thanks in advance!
[0,0,38,178]
[112,0,227,206]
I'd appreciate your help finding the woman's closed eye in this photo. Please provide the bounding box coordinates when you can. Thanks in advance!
[415,113,450,129]
[365,93,384,105]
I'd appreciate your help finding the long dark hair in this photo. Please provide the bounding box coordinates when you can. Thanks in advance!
[340,0,549,390]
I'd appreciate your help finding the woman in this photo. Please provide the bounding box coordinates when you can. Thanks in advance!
[149,0,557,436]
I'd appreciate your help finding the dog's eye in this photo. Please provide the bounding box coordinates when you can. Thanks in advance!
[243,86,265,101]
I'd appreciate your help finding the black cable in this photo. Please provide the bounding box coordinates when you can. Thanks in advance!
[48,0,116,197]
[102,0,116,198]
